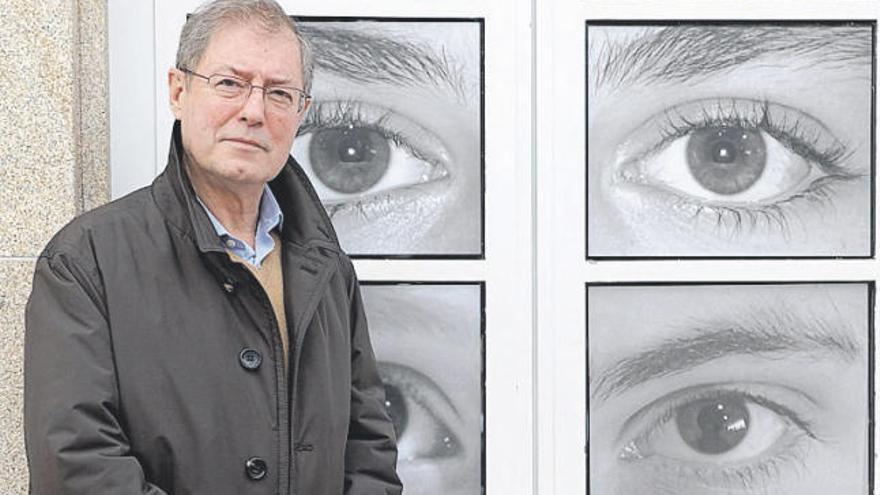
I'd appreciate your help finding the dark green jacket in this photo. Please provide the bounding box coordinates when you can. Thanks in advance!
[24,123,401,494]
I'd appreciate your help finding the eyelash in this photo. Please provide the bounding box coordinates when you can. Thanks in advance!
[643,99,863,234]
[654,99,851,171]
[300,100,440,168]
[624,385,818,490]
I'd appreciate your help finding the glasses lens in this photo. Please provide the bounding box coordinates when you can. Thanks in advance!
[209,76,248,98]
[265,88,296,110]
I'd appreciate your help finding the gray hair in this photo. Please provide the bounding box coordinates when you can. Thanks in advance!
[175,0,314,93]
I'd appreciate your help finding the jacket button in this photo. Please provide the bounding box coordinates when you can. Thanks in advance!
[245,457,268,481]
[239,348,262,370]
[222,280,235,293]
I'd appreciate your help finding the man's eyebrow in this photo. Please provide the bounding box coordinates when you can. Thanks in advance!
[590,306,862,404]
[591,25,872,90]
[298,23,467,97]
[213,65,293,85]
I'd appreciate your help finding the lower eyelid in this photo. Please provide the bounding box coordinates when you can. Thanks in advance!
[324,179,452,222]
[618,172,859,238]
[630,436,813,492]
[705,177,851,233]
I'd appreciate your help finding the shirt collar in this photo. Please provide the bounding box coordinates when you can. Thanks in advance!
[196,185,284,266]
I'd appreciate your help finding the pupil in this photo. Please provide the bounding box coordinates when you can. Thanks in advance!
[383,383,408,438]
[309,126,391,194]
[676,396,750,455]
[337,133,370,162]
[686,127,766,195]
[712,141,736,163]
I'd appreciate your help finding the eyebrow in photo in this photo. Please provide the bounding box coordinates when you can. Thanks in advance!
[590,306,862,403]
[298,23,468,97]
[591,23,872,90]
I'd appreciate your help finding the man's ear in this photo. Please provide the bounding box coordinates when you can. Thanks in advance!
[168,68,186,120]
[301,96,312,114]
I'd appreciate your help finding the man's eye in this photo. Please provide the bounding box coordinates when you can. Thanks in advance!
[617,384,817,490]
[213,77,246,89]
[266,88,294,104]
[292,100,450,211]
[615,98,860,232]
[379,362,461,462]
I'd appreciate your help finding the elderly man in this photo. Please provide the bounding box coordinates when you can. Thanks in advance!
[24,0,401,493]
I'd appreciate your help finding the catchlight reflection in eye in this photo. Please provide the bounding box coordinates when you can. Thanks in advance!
[310,125,392,194]
[686,127,767,195]
[379,362,460,462]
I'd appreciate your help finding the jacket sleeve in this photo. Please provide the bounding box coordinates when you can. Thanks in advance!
[24,248,168,495]
[343,262,403,495]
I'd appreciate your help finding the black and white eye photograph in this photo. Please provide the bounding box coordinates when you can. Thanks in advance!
[587,282,871,494]
[361,283,484,494]
[294,19,483,257]
[586,22,874,258]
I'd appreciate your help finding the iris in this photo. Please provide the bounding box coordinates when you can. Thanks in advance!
[309,125,391,193]
[383,382,408,438]
[686,127,766,195]
[676,396,750,454]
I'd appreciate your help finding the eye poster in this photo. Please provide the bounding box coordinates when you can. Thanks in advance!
[295,19,484,258]
[361,283,484,495]
[585,22,874,258]
[587,282,871,494]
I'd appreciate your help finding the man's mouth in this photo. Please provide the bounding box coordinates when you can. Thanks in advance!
[224,137,267,150]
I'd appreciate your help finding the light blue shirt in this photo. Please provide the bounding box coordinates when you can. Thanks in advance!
[197,185,283,267]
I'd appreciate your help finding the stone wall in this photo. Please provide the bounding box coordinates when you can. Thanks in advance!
[0,1,108,490]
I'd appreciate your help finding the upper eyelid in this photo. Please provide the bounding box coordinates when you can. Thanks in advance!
[297,100,451,167]
[379,361,461,419]
[614,381,819,445]
[624,98,854,175]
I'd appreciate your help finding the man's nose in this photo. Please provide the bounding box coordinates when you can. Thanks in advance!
[238,86,267,124]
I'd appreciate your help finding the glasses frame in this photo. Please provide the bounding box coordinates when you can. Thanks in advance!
[180,67,311,115]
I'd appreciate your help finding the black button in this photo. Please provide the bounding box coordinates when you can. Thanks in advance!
[222,280,235,293]
[239,348,262,371]
[245,457,267,481]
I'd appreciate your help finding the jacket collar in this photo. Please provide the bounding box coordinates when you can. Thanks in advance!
[151,121,340,254]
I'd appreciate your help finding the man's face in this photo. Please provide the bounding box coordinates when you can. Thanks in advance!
[169,22,307,190]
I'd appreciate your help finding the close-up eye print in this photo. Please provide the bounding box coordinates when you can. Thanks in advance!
[587,283,871,494]
[361,283,483,494]
[295,19,483,257]
[586,23,874,258]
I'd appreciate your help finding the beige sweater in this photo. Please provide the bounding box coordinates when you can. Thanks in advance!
[226,231,288,370]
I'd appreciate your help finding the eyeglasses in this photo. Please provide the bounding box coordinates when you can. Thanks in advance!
[180,68,311,114]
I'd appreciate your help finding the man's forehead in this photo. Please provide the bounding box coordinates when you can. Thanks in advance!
[195,21,302,77]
